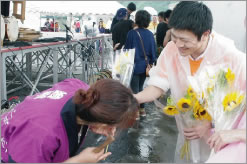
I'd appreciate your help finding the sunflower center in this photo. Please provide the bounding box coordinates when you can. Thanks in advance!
[168,107,173,110]
[182,103,189,108]
[200,110,206,116]
[228,101,237,106]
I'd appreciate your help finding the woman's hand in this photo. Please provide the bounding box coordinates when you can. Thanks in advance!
[113,43,120,51]
[207,129,246,153]
[64,147,111,163]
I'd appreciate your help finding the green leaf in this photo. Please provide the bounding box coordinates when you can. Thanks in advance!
[217,70,227,88]
[167,96,174,106]
[184,93,191,100]
[191,113,195,120]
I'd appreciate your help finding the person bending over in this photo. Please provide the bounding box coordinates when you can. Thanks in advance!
[1,78,139,163]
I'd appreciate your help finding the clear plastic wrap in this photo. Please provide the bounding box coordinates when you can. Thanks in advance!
[111,49,135,87]
[187,64,246,157]
[155,84,211,162]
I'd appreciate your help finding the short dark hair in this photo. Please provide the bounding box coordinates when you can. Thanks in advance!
[127,2,136,12]
[168,1,213,41]
[165,9,172,19]
[135,10,151,28]
[158,11,166,19]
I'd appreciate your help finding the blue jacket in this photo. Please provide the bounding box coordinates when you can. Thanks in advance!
[124,28,156,74]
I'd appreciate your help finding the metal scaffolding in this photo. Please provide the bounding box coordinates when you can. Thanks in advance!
[0,34,113,104]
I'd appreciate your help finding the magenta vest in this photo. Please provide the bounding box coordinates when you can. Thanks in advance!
[1,78,89,162]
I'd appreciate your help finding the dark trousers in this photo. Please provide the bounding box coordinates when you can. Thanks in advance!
[130,73,146,108]
[1,1,10,17]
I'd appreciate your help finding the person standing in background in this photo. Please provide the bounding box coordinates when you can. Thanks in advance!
[112,8,134,50]
[147,15,158,35]
[55,22,59,32]
[156,11,168,55]
[50,18,55,32]
[124,10,157,119]
[162,9,172,47]
[75,19,81,33]
[126,2,136,19]
[44,18,51,29]
[98,19,106,34]
[110,2,136,32]
[97,19,106,53]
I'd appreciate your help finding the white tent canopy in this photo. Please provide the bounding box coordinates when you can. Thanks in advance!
[25,1,124,15]
[144,6,158,16]
[10,1,124,31]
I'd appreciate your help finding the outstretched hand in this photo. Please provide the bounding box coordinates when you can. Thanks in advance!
[64,147,111,163]
[207,129,245,153]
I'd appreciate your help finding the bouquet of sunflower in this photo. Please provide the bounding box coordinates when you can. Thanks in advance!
[111,49,135,87]
[155,85,212,162]
[162,86,211,121]
[207,67,245,130]
[188,65,246,157]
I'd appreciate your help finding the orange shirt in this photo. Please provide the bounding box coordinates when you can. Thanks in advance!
[189,58,203,76]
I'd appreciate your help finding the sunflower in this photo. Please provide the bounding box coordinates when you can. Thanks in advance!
[187,86,197,100]
[187,86,195,96]
[193,101,212,121]
[177,98,192,112]
[223,92,244,112]
[199,108,212,121]
[193,101,202,120]
[163,106,179,116]
[225,68,235,84]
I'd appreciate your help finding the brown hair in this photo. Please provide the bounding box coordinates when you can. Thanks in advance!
[73,79,139,128]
